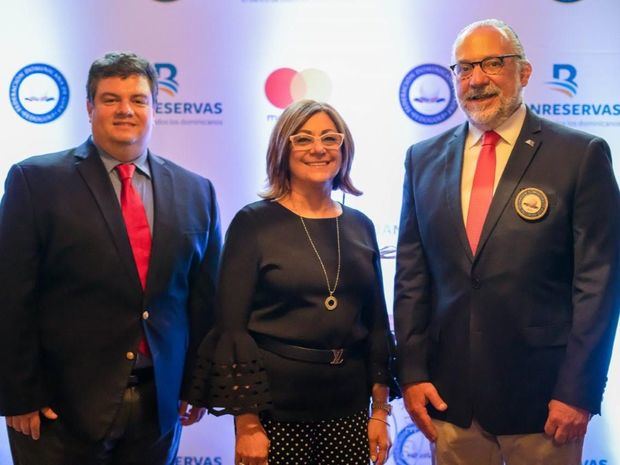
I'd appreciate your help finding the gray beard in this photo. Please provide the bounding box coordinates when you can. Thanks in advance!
[461,92,522,131]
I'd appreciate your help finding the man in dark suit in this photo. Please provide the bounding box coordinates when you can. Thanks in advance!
[0,52,221,464]
[394,19,620,465]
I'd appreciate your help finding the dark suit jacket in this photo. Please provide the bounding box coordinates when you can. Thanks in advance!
[394,109,620,435]
[0,139,221,440]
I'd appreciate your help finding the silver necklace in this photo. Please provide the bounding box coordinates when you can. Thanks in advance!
[299,215,341,311]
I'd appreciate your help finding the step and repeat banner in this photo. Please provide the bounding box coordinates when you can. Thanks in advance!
[1,1,619,464]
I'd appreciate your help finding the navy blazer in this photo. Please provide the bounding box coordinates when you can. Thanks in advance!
[394,109,620,435]
[0,139,221,440]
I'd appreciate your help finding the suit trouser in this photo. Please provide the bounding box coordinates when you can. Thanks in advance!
[7,379,181,465]
[431,419,583,465]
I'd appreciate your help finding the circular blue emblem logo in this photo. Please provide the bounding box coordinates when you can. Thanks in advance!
[393,423,432,465]
[9,63,70,124]
[399,63,457,125]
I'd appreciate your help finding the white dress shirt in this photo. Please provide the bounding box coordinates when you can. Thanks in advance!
[461,104,527,224]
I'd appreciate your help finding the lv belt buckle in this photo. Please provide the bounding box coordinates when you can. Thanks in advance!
[330,348,344,365]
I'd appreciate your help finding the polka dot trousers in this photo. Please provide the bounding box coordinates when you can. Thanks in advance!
[261,409,370,465]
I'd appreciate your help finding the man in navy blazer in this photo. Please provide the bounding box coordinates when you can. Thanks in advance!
[0,52,221,464]
[394,19,620,465]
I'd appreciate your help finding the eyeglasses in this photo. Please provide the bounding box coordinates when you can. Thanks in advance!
[449,54,521,79]
[289,132,345,149]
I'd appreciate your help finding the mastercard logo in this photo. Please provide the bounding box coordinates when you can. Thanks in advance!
[264,68,332,109]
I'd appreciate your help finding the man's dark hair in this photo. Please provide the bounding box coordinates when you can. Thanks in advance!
[86,51,158,103]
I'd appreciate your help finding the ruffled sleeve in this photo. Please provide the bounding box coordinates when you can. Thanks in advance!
[189,208,273,415]
[190,329,272,415]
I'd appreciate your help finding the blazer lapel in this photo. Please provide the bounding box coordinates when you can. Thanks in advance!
[74,139,142,290]
[144,152,175,299]
[444,123,474,263]
[474,109,543,261]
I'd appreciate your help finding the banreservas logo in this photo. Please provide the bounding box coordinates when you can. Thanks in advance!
[530,103,620,117]
[175,457,222,465]
[530,63,620,124]
[9,63,69,124]
[157,101,222,115]
[546,64,577,97]
[156,63,179,97]
[153,62,223,126]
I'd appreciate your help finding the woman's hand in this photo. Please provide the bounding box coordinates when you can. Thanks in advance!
[369,384,392,464]
[368,413,391,464]
[235,413,270,465]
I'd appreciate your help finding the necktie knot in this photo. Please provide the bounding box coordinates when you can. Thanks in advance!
[116,163,136,182]
[482,130,501,147]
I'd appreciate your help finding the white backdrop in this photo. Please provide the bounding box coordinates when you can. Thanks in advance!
[1,1,619,464]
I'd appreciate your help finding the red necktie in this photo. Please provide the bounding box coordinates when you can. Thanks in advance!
[116,163,151,357]
[466,130,500,254]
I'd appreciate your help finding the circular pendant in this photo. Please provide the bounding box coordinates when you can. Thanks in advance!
[324,295,338,311]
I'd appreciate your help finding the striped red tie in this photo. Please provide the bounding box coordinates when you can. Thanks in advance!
[116,163,151,357]
[466,131,500,254]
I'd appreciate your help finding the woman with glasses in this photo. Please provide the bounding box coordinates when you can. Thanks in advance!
[190,100,395,465]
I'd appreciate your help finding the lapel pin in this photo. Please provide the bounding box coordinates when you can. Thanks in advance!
[525,139,535,147]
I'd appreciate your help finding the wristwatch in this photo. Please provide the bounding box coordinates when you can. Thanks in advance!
[371,402,392,415]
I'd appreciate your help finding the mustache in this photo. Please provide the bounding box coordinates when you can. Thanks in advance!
[462,84,501,101]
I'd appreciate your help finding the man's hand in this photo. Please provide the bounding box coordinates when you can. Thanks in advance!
[6,407,58,440]
[402,382,447,442]
[544,399,591,444]
[179,401,206,426]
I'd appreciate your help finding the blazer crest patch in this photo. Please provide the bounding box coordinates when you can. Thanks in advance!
[515,188,549,221]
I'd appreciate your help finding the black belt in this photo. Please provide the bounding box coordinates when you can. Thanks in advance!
[254,335,362,365]
[127,367,154,387]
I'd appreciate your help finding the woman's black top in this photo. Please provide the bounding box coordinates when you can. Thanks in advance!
[190,200,394,422]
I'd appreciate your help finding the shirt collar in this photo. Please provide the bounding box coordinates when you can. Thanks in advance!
[94,141,151,178]
[466,103,527,149]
